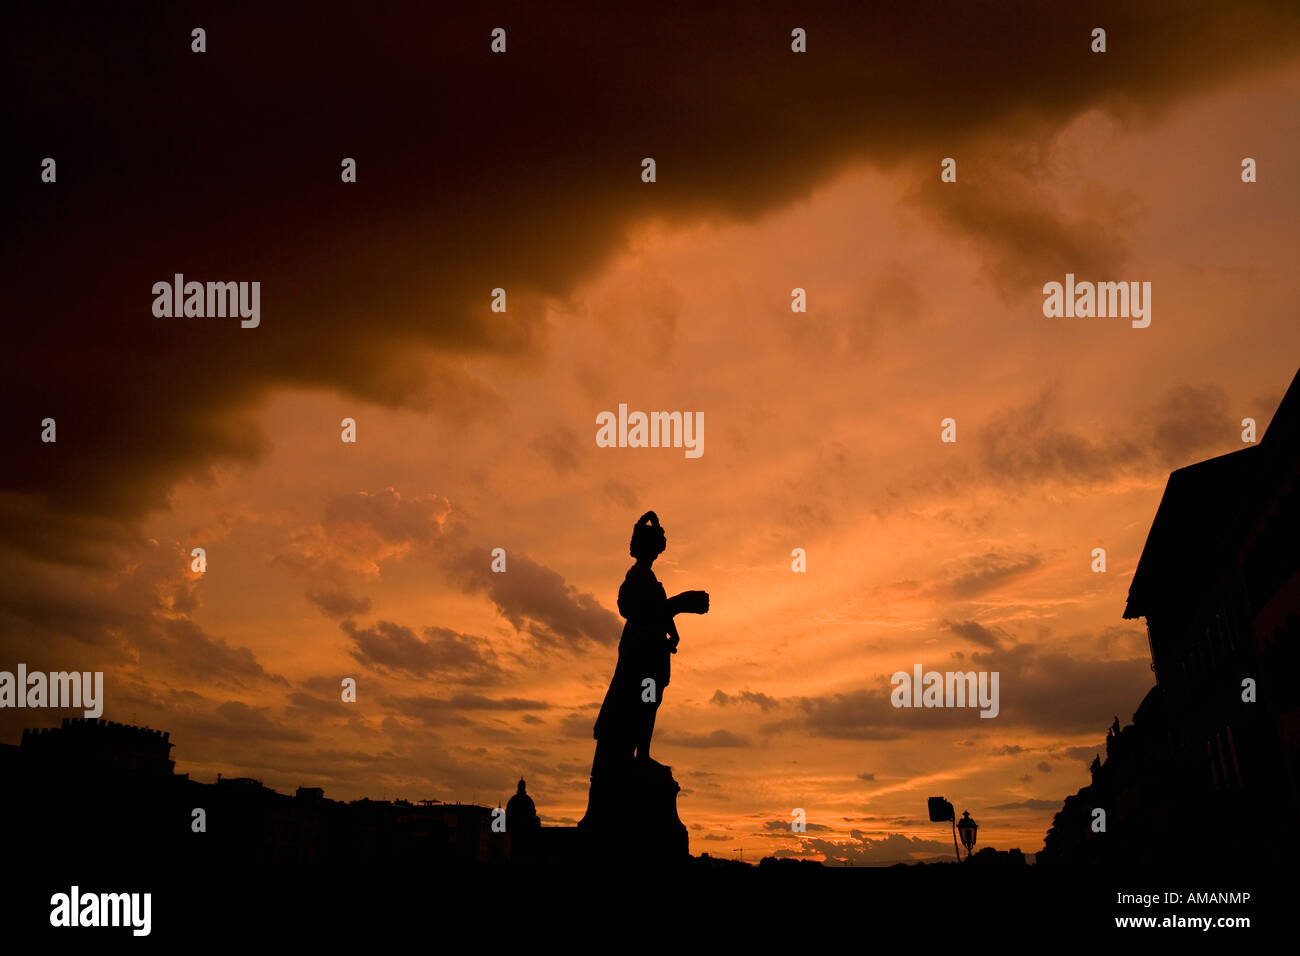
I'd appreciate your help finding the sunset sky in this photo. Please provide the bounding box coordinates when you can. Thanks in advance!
[4,3,1299,864]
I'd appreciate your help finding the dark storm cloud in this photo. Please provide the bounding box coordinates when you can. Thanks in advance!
[530,427,583,476]
[382,693,551,726]
[445,547,621,649]
[972,643,1154,733]
[204,701,314,743]
[945,552,1043,599]
[1146,384,1236,467]
[846,266,925,353]
[285,691,347,719]
[784,638,1152,740]
[395,694,548,712]
[0,538,282,688]
[342,619,502,683]
[711,688,780,711]
[792,687,944,740]
[943,619,1005,649]
[601,479,639,508]
[559,709,600,740]
[301,675,348,697]
[4,2,1297,559]
[907,147,1145,299]
[128,690,314,746]
[306,588,373,618]
[661,729,750,748]
[987,799,1061,811]
[979,382,1237,485]
[134,616,285,687]
[763,820,833,833]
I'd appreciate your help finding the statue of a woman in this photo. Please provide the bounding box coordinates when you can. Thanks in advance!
[591,511,708,774]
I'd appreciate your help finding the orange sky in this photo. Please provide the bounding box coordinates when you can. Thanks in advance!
[4,10,1299,865]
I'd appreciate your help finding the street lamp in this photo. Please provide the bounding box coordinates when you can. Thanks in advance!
[928,796,961,862]
[957,810,979,860]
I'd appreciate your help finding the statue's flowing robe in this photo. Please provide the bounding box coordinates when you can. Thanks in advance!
[593,564,672,749]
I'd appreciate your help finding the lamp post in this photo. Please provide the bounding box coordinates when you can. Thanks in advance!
[957,810,979,860]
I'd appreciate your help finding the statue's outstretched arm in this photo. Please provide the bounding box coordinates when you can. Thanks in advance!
[666,590,709,616]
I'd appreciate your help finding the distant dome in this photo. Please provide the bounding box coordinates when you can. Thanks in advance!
[506,778,538,828]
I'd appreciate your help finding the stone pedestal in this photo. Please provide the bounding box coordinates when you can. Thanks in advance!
[578,759,689,862]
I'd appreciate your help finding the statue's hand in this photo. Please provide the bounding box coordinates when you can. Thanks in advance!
[673,590,709,614]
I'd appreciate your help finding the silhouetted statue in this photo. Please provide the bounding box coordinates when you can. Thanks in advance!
[580,511,708,861]
[591,511,709,774]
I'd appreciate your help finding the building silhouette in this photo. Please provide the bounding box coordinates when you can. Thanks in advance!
[1040,369,1300,866]
[1,716,511,870]
[17,718,175,775]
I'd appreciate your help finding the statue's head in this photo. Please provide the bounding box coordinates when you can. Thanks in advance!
[630,511,667,561]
